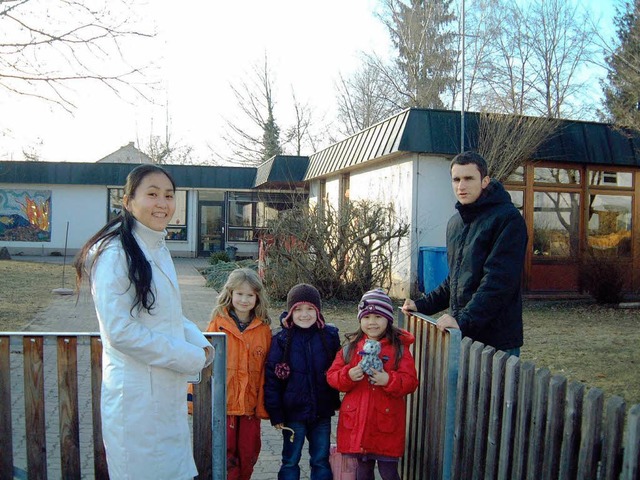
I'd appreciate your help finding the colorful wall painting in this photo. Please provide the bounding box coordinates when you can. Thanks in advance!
[0,189,52,242]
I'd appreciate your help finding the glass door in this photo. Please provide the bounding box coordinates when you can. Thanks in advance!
[198,201,224,256]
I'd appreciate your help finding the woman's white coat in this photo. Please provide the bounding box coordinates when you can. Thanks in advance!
[90,222,211,479]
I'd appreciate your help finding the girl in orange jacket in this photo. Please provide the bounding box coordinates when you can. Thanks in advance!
[204,268,272,480]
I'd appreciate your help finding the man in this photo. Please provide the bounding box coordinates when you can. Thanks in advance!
[402,151,528,356]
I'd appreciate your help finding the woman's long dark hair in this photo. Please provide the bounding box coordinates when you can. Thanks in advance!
[73,164,176,314]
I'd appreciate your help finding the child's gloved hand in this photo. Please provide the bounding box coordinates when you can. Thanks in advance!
[348,364,366,382]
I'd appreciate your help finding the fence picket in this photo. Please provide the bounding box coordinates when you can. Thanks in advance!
[23,336,47,480]
[0,336,13,479]
[90,336,109,479]
[512,361,535,479]
[497,355,520,480]
[598,396,625,480]
[542,375,567,480]
[527,367,550,479]
[621,403,639,480]
[472,346,495,480]
[451,337,471,480]
[485,350,508,480]
[461,342,484,476]
[577,388,604,479]
[559,381,584,480]
[57,336,81,479]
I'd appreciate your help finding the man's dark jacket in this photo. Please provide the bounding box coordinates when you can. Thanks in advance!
[415,179,528,350]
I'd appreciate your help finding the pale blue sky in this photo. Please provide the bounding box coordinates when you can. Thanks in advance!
[0,0,619,164]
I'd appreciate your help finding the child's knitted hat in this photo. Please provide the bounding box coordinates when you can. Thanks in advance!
[358,288,395,324]
[281,283,325,328]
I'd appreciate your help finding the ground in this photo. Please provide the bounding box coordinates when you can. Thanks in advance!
[2,259,639,406]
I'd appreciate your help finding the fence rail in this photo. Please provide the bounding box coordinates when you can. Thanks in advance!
[0,332,226,480]
[400,312,640,480]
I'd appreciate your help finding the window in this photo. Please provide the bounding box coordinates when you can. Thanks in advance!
[107,188,188,241]
[507,190,524,214]
[587,194,632,257]
[588,170,633,188]
[506,166,525,184]
[532,191,580,257]
[534,167,580,185]
[227,191,305,242]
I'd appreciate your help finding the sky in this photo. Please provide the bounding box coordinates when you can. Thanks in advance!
[1,0,389,163]
[0,0,619,164]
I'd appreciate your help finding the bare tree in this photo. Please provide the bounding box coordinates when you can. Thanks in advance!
[0,0,155,113]
[457,0,597,120]
[527,0,597,118]
[282,90,330,156]
[334,61,401,136]
[477,111,560,181]
[218,54,282,166]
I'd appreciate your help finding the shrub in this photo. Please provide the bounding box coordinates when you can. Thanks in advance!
[578,254,625,304]
[261,200,409,301]
[209,250,230,265]
[203,259,257,291]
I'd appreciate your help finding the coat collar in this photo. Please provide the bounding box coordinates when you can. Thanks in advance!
[132,221,178,289]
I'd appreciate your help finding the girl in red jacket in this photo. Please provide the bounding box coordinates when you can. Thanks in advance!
[327,288,419,480]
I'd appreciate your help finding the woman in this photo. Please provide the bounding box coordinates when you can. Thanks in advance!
[74,164,214,479]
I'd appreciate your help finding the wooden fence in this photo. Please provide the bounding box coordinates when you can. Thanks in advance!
[0,332,227,480]
[400,311,640,480]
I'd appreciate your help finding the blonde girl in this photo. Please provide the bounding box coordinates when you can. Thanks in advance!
[202,268,271,480]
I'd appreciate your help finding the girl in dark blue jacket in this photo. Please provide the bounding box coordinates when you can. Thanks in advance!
[264,283,341,480]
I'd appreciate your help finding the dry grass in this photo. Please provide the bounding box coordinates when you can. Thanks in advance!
[2,261,638,406]
[0,260,68,330]
[272,298,640,406]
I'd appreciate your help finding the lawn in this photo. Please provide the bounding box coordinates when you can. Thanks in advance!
[2,259,639,406]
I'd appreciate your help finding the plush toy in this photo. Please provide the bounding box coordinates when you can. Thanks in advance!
[358,339,383,377]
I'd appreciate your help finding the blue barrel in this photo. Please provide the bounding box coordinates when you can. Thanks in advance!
[418,246,448,293]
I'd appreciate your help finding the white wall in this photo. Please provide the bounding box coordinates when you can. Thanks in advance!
[348,157,415,298]
[414,154,456,248]
[308,153,456,298]
[0,183,107,256]
[0,184,200,258]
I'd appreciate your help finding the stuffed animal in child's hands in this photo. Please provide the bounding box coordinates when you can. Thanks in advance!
[358,339,383,377]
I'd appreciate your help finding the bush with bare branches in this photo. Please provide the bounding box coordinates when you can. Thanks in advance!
[262,200,409,301]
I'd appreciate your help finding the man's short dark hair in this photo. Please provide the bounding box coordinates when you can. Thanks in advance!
[450,151,489,178]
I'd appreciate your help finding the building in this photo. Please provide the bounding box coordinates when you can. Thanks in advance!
[0,156,308,259]
[2,108,639,296]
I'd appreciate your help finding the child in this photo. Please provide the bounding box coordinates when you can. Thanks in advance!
[264,283,341,480]
[327,288,419,480]
[204,268,272,480]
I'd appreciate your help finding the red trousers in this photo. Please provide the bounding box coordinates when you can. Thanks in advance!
[227,415,261,480]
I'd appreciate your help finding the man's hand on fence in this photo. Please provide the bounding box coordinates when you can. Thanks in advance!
[436,313,459,331]
[401,299,417,314]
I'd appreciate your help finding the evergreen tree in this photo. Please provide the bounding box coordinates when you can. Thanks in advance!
[380,0,457,109]
[602,0,640,130]
[262,107,282,161]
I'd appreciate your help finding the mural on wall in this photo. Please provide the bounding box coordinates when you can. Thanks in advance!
[0,189,52,242]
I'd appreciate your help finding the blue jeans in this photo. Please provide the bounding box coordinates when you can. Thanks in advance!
[278,417,332,480]
[504,347,520,357]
